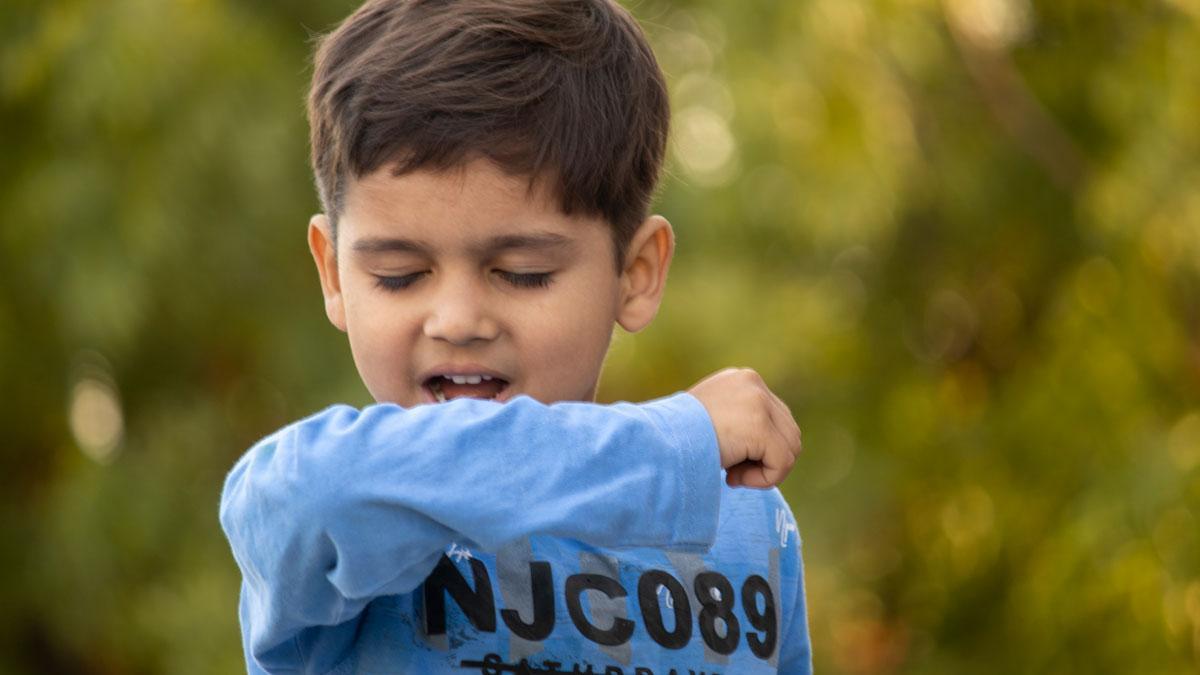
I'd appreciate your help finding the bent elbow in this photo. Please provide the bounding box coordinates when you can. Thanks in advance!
[218,428,337,568]
[218,454,254,552]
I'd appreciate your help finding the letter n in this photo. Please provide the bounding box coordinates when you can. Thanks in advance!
[423,554,496,635]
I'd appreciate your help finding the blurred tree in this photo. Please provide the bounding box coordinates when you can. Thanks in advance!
[0,0,1196,673]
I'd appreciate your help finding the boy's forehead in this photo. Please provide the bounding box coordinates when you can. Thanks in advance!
[341,159,607,255]
[350,229,580,260]
[353,159,535,204]
[349,162,547,227]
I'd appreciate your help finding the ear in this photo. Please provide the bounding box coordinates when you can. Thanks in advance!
[307,214,347,332]
[617,214,675,333]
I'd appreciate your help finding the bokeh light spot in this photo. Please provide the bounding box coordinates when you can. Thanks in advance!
[674,105,738,186]
[945,0,1033,51]
[69,376,124,464]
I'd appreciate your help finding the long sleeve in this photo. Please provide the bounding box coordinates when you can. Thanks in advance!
[218,391,721,672]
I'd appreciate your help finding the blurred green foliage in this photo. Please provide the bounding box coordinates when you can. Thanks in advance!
[2,0,1198,673]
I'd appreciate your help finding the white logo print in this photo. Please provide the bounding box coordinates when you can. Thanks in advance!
[448,542,474,562]
[775,508,797,548]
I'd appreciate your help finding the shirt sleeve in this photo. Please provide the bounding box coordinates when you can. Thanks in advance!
[777,515,814,674]
[218,391,722,672]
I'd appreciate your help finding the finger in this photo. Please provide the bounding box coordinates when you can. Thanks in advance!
[726,461,775,489]
[758,392,791,454]
[759,454,791,486]
[760,392,798,476]
[766,390,802,456]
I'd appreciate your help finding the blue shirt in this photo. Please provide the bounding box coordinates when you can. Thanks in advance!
[220,392,812,674]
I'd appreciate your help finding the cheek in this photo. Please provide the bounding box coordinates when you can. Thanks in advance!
[523,297,616,367]
[344,299,416,362]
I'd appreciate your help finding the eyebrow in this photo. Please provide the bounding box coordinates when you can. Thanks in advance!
[351,231,576,257]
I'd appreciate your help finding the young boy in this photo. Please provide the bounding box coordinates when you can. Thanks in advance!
[219,0,811,673]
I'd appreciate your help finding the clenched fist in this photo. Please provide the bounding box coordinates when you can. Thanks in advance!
[688,368,803,489]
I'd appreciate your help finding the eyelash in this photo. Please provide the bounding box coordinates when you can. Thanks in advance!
[374,273,424,291]
[373,271,553,292]
[498,270,554,289]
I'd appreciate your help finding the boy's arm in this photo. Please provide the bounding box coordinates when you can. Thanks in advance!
[219,392,721,669]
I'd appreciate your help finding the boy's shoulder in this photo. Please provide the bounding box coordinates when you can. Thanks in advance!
[711,484,804,571]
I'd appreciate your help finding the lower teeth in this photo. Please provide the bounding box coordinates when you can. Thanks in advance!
[431,381,506,403]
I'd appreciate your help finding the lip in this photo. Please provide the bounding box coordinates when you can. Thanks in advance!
[419,363,513,404]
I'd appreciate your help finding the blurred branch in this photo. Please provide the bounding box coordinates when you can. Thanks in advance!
[941,0,1088,190]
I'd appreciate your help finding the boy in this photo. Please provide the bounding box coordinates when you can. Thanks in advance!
[219,0,812,673]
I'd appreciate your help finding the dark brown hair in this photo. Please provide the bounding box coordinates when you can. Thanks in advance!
[307,0,671,271]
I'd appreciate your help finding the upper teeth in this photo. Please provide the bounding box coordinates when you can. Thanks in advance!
[445,374,492,384]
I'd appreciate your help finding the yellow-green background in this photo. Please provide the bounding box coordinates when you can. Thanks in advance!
[2,0,1198,673]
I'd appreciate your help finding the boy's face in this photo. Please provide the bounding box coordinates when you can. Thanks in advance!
[308,158,674,407]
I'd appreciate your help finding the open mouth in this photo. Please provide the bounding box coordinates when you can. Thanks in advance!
[423,374,510,403]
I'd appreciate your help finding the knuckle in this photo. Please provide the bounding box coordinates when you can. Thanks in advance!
[756,389,772,406]
[757,407,773,428]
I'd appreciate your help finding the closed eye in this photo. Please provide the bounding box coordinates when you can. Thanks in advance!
[496,270,553,289]
[374,272,426,291]
[373,270,552,291]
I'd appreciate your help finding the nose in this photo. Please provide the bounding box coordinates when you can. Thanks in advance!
[422,273,500,346]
